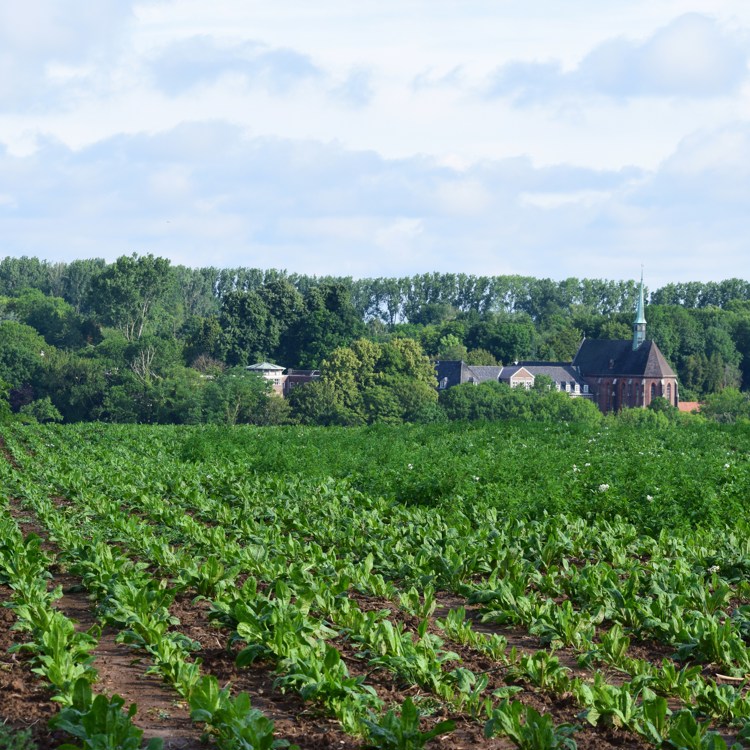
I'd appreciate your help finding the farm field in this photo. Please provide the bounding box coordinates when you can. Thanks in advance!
[2,420,750,749]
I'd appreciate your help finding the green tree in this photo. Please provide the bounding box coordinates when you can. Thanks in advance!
[7,289,99,348]
[287,380,362,426]
[437,334,468,361]
[19,396,63,423]
[466,315,536,364]
[0,321,51,391]
[42,353,110,422]
[701,388,750,423]
[0,379,13,423]
[204,367,272,425]
[257,279,305,358]
[465,348,498,366]
[281,282,365,367]
[320,347,364,419]
[88,254,175,340]
[218,291,270,366]
[0,255,51,295]
[182,315,224,364]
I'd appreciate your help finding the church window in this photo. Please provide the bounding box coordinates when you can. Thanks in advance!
[666,383,672,402]
[650,383,656,400]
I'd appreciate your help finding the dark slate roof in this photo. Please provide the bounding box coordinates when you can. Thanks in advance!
[516,363,587,384]
[572,339,676,378]
[435,360,467,388]
[465,365,503,382]
[435,361,503,387]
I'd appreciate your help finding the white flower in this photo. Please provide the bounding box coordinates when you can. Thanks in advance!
[584,462,591,467]
[407,463,413,470]
[473,476,480,482]
[646,495,653,502]
[708,565,720,574]
[724,463,730,469]
[598,484,609,492]
[572,465,579,472]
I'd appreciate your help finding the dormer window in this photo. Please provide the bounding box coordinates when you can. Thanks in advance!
[608,359,615,369]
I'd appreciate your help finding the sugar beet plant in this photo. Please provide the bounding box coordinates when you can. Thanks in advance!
[4,421,750,748]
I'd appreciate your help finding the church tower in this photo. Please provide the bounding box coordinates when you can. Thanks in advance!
[633,272,646,350]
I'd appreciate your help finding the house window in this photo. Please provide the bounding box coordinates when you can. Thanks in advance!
[561,382,567,391]
[439,377,448,390]
[583,384,589,393]
[574,383,579,393]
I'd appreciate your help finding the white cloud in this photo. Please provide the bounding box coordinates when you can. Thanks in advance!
[0,1,136,110]
[487,14,749,103]
[0,3,749,286]
[1,121,748,285]
[149,35,322,95]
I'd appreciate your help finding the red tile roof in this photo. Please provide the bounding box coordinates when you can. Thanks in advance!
[678,401,701,413]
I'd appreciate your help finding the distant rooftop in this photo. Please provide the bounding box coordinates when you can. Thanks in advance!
[246,361,285,371]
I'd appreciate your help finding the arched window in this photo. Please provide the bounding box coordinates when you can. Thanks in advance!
[650,383,656,401]
[666,383,672,403]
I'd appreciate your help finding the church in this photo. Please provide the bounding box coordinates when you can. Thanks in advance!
[572,276,678,412]
[435,276,679,414]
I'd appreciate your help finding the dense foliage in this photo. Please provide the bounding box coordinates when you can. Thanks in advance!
[3,421,750,747]
[2,254,750,424]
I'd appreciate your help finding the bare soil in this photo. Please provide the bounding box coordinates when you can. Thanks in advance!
[2,494,207,749]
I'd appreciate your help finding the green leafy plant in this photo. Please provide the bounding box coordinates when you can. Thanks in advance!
[189,675,295,749]
[484,700,578,749]
[50,678,162,750]
[362,697,455,750]
[0,725,38,750]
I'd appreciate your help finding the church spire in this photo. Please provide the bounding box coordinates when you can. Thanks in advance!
[633,270,646,350]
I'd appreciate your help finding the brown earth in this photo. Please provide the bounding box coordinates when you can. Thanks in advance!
[2,494,207,749]
[346,591,651,750]
[0,584,67,749]
[170,593,366,749]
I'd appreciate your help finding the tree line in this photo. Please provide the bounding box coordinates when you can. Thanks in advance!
[1,253,749,425]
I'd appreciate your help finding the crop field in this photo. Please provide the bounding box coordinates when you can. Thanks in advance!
[2,420,750,749]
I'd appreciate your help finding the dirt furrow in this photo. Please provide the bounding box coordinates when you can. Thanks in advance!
[3,497,207,749]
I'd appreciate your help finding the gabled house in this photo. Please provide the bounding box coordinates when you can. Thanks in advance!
[435,361,591,397]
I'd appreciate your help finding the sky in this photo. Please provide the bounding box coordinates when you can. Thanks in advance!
[1,1,750,288]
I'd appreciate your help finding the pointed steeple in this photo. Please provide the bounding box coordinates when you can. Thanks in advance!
[633,270,646,350]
